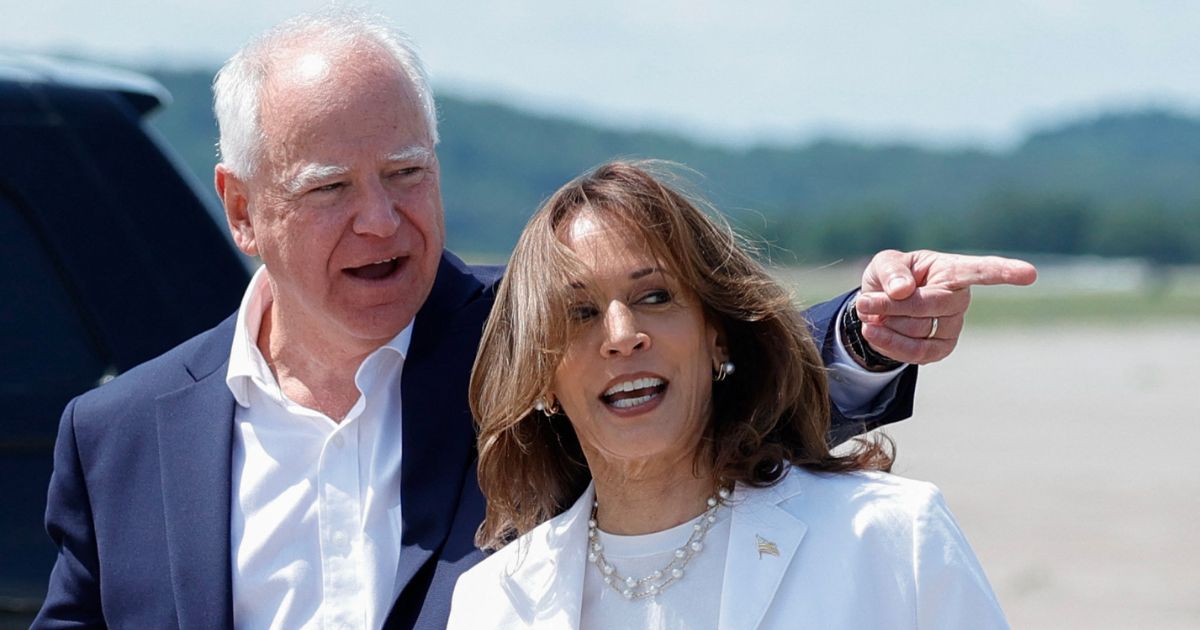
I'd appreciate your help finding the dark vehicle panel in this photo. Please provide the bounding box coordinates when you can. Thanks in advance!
[0,56,249,622]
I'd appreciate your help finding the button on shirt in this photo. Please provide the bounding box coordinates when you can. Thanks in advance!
[226,267,411,630]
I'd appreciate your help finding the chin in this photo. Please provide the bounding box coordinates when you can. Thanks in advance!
[592,427,700,465]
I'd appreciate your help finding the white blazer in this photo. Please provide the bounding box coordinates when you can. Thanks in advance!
[448,467,1008,629]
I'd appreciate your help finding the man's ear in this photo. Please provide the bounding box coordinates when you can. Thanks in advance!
[215,164,258,257]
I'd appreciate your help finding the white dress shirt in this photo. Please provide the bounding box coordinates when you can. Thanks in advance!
[226,267,411,630]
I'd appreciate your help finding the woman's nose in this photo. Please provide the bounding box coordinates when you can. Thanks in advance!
[600,301,650,357]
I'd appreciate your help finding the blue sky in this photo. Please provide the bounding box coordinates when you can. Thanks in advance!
[4,1,1199,148]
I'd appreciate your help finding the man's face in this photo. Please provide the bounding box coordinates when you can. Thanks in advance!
[223,50,445,353]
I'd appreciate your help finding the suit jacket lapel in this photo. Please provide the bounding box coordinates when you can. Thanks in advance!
[390,348,459,592]
[155,317,237,630]
[719,479,808,630]
[393,253,491,596]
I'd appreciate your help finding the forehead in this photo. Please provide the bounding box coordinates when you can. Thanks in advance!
[561,210,667,276]
[256,46,428,170]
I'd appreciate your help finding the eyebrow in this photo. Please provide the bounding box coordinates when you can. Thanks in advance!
[284,163,350,195]
[567,267,659,289]
[283,145,435,195]
[386,146,434,163]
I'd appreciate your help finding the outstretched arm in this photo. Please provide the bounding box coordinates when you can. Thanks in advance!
[805,291,918,445]
[808,250,1037,445]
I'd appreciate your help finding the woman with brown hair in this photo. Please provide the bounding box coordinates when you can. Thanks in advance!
[448,161,1008,628]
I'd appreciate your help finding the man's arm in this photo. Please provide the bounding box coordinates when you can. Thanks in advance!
[804,291,918,446]
[32,398,105,629]
[807,250,1037,445]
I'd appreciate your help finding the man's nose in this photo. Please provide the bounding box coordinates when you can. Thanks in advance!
[352,178,401,237]
[599,301,650,357]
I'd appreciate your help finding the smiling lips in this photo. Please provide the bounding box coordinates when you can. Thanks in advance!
[601,376,667,410]
[345,256,404,280]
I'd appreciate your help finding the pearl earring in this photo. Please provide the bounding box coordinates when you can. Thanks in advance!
[713,360,735,382]
[534,398,560,415]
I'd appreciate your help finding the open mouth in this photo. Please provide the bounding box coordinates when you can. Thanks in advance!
[600,376,667,410]
[345,256,403,281]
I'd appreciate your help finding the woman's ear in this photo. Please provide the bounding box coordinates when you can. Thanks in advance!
[707,320,730,367]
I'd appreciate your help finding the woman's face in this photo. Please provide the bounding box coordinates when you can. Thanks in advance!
[550,210,725,470]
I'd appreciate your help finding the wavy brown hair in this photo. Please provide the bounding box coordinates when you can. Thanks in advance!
[470,160,891,550]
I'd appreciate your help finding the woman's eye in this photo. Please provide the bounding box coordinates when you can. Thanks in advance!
[640,289,671,305]
[568,304,599,321]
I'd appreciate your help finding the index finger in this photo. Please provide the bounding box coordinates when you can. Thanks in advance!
[933,255,1038,290]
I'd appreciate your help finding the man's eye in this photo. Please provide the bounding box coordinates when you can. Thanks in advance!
[568,304,599,321]
[640,289,671,305]
[391,167,425,180]
[312,182,345,193]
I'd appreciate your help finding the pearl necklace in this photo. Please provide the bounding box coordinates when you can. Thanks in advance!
[587,487,730,600]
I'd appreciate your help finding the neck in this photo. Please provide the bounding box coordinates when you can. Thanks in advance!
[257,304,381,421]
[588,450,715,535]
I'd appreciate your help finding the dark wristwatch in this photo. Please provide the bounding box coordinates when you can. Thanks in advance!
[841,295,904,372]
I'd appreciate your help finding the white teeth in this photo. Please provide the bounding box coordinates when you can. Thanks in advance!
[610,393,657,408]
[603,377,664,397]
[371,256,398,265]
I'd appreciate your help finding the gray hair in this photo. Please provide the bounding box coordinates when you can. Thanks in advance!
[213,7,439,178]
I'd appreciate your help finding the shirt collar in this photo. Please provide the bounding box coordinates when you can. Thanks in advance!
[225,265,414,408]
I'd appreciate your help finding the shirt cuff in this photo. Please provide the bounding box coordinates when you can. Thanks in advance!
[827,295,907,418]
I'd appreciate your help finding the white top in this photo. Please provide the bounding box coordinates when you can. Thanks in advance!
[582,510,731,630]
[225,267,412,630]
[448,467,1008,629]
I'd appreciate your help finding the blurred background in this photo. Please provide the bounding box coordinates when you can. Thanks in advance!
[3,1,1198,627]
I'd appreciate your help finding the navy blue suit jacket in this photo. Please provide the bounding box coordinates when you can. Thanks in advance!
[34,251,916,629]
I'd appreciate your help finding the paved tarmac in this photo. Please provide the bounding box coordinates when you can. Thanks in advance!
[882,324,1200,629]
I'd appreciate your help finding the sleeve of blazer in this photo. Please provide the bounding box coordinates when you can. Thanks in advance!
[912,488,1009,628]
[803,290,918,446]
[32,397,107,629]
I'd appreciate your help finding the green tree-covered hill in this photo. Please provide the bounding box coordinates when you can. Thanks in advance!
[145,68,1200,263]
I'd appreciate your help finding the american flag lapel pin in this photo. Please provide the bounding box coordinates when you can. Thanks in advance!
[756,534,780,559]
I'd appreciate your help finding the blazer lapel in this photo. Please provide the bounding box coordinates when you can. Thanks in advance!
[718,481,808,630]
[501,485,594,630]
[390,345,462,592]
[393,253,490,596]
[155,320,237,630]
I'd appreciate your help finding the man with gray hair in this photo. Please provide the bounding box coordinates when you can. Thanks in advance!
[34,8,1034,630]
